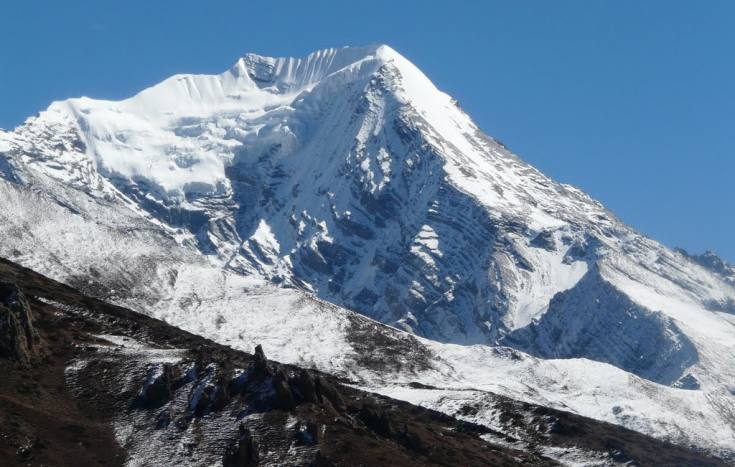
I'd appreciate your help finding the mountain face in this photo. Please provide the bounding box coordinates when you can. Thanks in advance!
[1,45,735,459]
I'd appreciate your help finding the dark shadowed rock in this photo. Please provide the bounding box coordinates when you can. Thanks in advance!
[295,421,325,445]
[223,424,259,467]
[503,267,699,386]
[401,423,426,452]
[530,230,556,251]
[294,369,318,403]
[211,372,233,410]
[253,344,269,376]
[141,363,176,406]
[194,386,212,417]
[273,369,295,410]
[155,408,173,429]
[315,377,346,411]
[359,402,392,437]
[674,374,701,390]
[0,282,36,365]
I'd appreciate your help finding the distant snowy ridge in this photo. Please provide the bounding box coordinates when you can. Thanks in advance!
[1,45,735,457]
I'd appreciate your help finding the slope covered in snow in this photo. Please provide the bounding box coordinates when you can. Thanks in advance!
[1,44,735,458]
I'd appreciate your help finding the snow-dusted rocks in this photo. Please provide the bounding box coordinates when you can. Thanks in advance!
[1,45,735,458]
[503,266,699,386]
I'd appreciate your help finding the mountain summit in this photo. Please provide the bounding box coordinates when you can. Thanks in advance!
[1,45,734,458]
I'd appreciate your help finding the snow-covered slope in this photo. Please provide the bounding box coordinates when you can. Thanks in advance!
[1,44,734,457]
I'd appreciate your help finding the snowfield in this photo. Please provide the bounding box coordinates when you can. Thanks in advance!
[2,44,735,459]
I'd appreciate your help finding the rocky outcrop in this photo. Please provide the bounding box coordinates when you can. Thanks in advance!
[223,424,259,467]
[252,346,344,412]
[358,401,393,437]
[272,369,296,410]
[294,369,318,403]
[530,230,557,251]
[677,248,735,283]
[253,344,269,375]
[315,377,346,411]
[0,282,36,365]
[210,371,233,411]
[140,363,177,406]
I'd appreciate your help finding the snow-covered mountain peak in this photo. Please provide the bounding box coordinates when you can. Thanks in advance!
[3,44,735,458]
[108,44,406,118]
[20,46,386,127]
[234,44,399,91]
[3,44,735,372]
[3,44,470,208]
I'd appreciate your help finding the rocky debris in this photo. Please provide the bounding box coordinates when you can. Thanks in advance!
[240,344,349,423]
[223,424,259,467]
[0,282,36,365]
[251,345,337,411]
[355,400,434,454]
[177,364,235,417]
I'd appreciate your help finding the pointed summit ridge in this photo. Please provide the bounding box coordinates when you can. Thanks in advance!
[233,45,401,90]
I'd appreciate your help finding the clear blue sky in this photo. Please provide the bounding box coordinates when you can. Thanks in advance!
[1,1,733,261]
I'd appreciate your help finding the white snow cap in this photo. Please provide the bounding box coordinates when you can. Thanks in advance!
[232,44,404,90]
[23,45,436,202]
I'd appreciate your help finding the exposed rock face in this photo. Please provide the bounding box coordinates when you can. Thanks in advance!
[223,424,259,467]
[140,363,176,406]
[253,344,269,375]
[315,377,346,412]
[677,248,735,283]
[0,282,35,365]
[530,230,557,251]
[358,401,393,437]
[504,268,699,385]
[211,371,233,411]
[272,369,296,410]
[295,370,318,404]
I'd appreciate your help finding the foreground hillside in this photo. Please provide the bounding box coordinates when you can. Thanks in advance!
[0,257,726,466]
